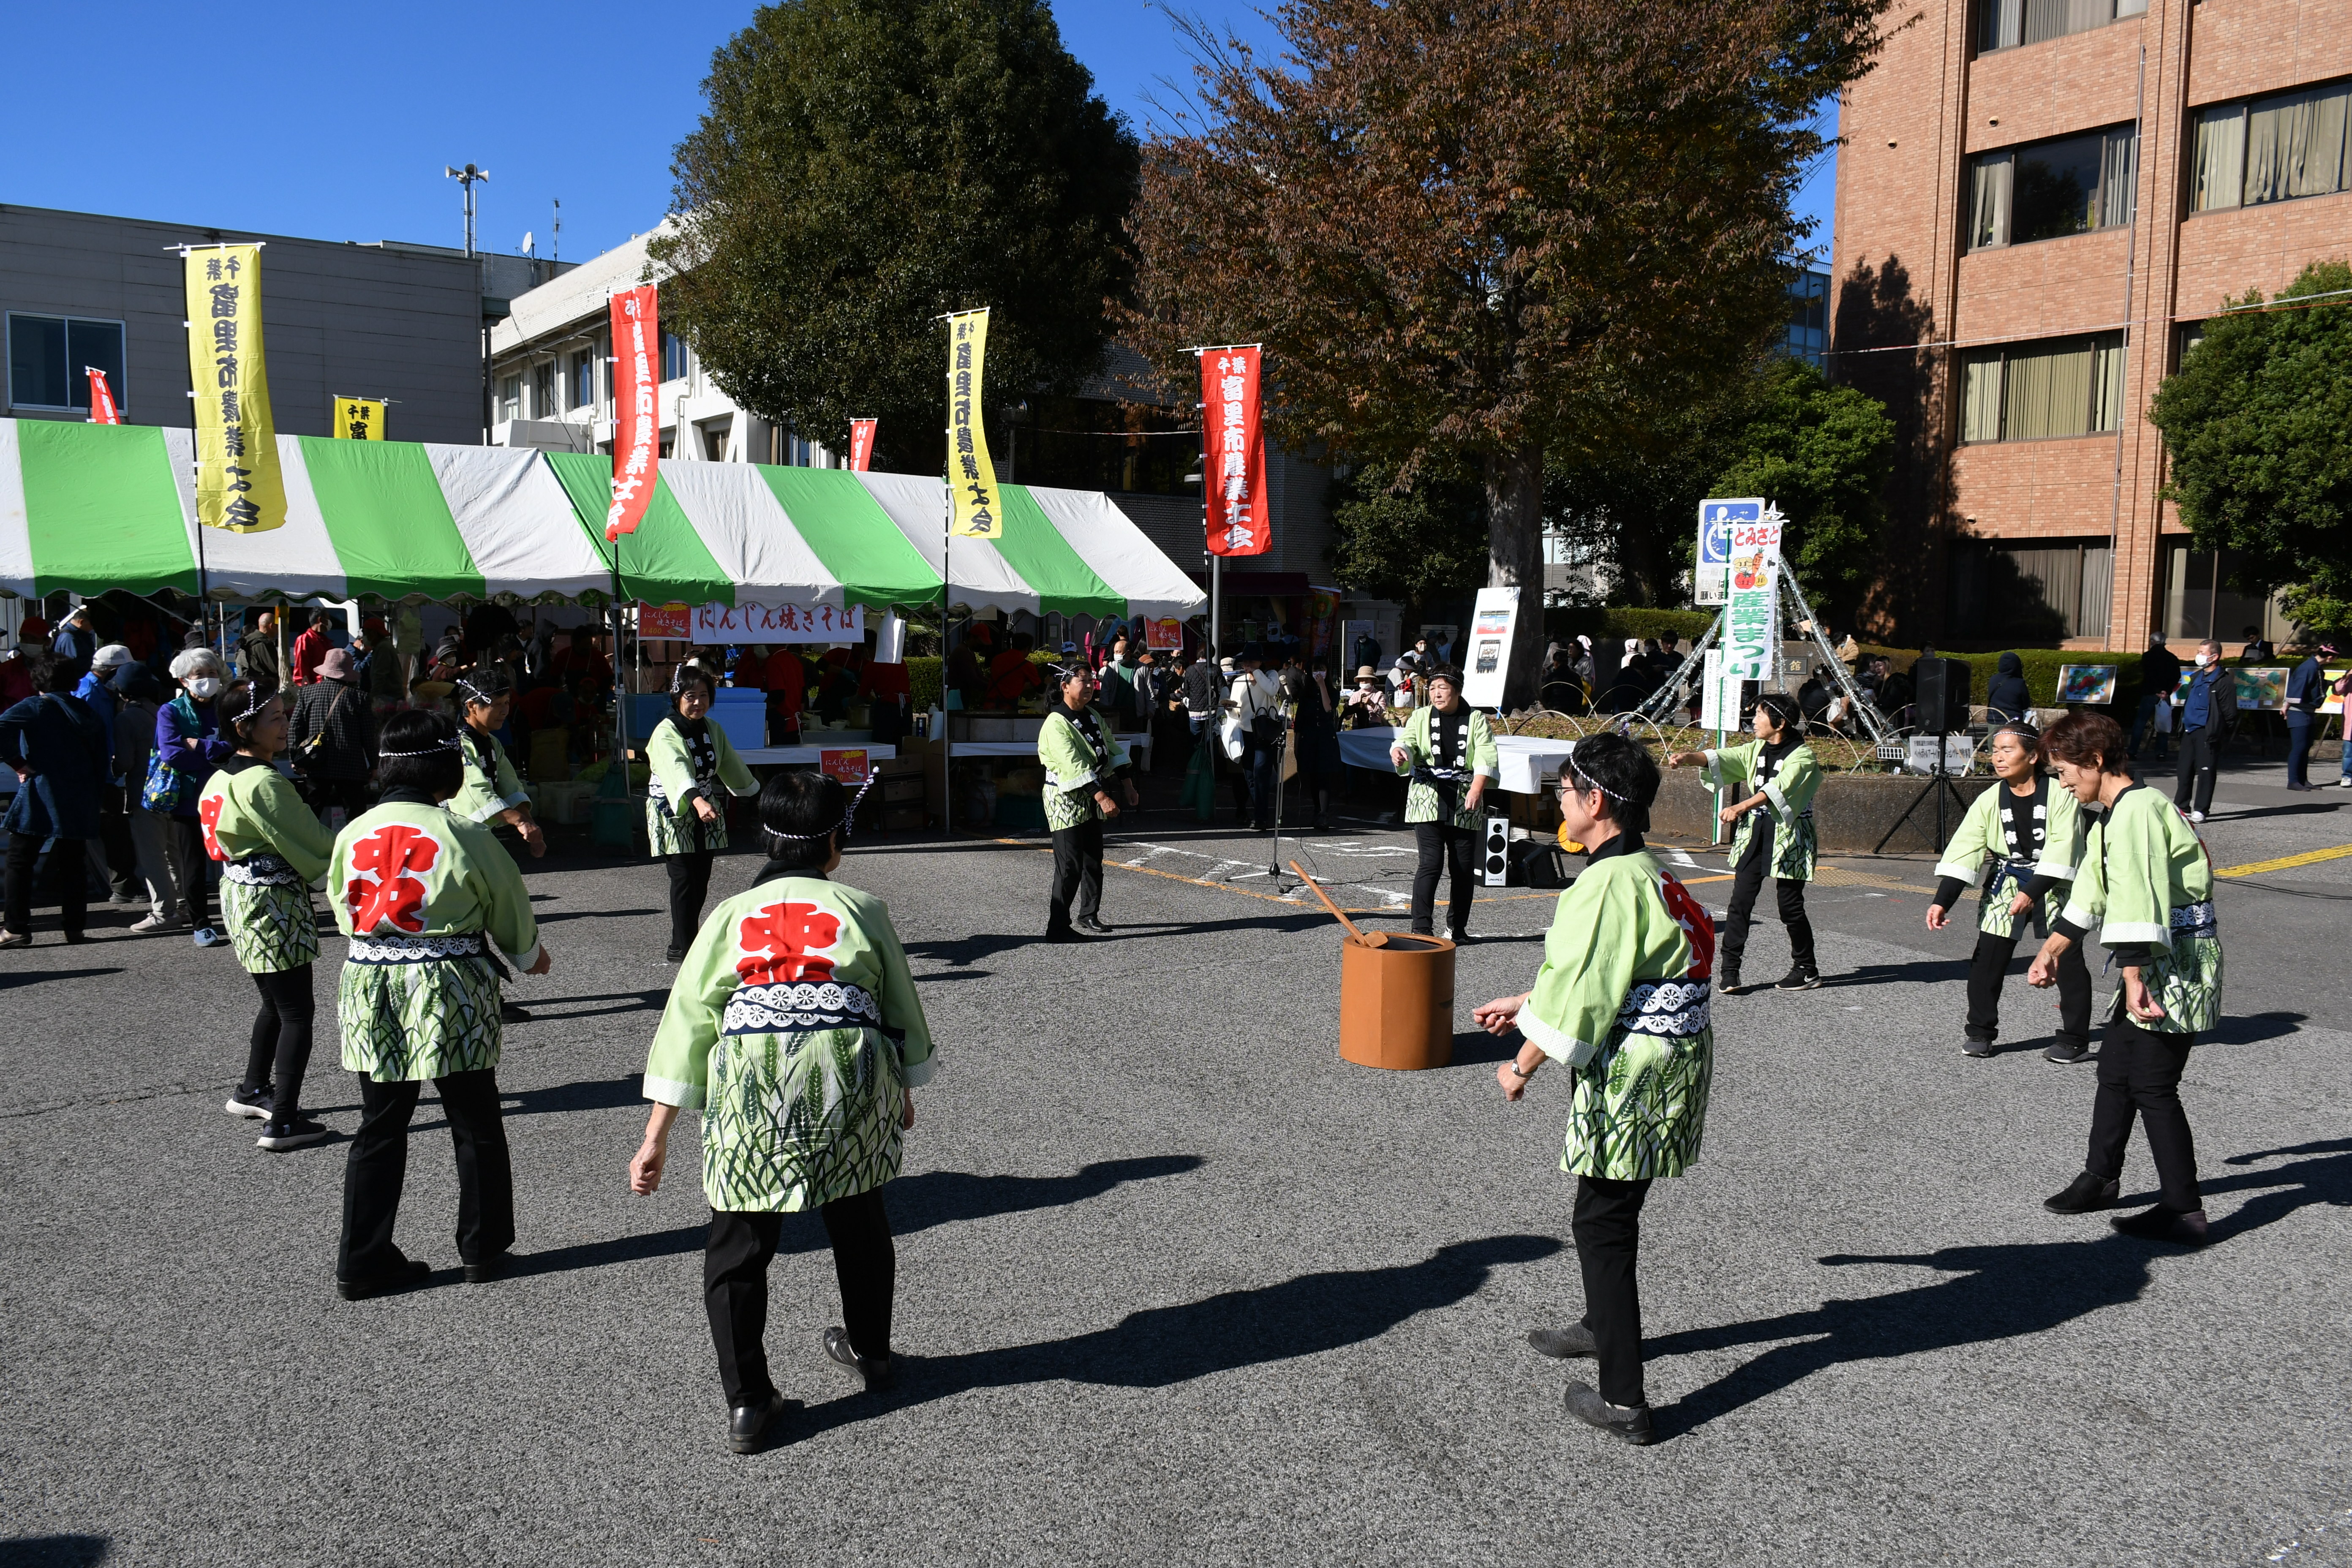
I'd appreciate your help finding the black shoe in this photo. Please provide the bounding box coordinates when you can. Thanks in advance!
[463,1250,509,1285]
[336,1255,431,1301]
[1718,969,1745,996]
[1962,1036,1997,1058]
[1528,1323,1598,1359]
[1564,1381,1655,1445]
[1075,915,1114,935]
[2111,1205,2210,1245]
[225,1086,275,1121]
[1045,926,1090,944]
[727,1392,789,1454]
[256,1115,330,1152]
[1774,966,1821,990]
[822,1326,898,1393]
[2045,1039,2091,1064]
[664,945,687,963]
[2044,1172,2120,1214]
[501,1002,531,1023]
[1446,928,1471,945]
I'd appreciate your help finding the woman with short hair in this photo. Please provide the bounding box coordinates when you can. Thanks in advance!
[1388,667,1496,941]
[629,770,936,1454]
[1039,662,1135,941]
[1668,693,1821,994]
[155,647,233,947]
[647,666,759,961]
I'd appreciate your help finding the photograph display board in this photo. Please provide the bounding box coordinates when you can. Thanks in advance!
[1459,588,1520,710]
[2057,664,2119,705]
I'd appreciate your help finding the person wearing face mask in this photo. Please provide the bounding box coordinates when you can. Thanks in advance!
[1668,693,1821,994]
[451,667,544,1022]
[647,667,759,961]
[154,648,234,947]
[2172,640,2235,823]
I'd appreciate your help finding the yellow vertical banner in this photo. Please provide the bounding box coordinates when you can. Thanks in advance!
[333,397,384,440]
[945,308,999,539]
[182,245,286,533]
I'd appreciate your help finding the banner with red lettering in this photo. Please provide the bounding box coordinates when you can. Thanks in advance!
[1200,346,1268,557]
[849,418,876,472]
[86,368,120,425]
[605,286,659,542]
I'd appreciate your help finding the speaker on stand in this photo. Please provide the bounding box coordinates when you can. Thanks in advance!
[1482,814,1511,888]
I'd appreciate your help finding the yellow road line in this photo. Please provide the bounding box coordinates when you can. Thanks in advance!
[2214,842,2352,878]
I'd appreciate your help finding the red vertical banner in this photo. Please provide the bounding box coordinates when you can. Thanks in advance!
[85,368,121,425]
[1201,346,1269,556]
[848,418,877,472]
[605,286,659,542]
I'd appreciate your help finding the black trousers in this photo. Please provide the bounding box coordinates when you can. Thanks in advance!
[1048,819,1105,930]
[302,776,374,825]
[240,964,317,1118]
[2085,1018,2201,1212]
[2285,713,2315,787]
[2174,725,2221,815]
[167,814,214,929]
[1720,830,1815,972]
[5,832,86,937]
[1410,822,1478,935]
[1245,738,1280,828]
[666,851,715,953]
[97,784,139,897]
[705,1188,896,1408]
[1966,928,2090,1048]
[338,1068,513,1281]
[1572,1175,1654,1408]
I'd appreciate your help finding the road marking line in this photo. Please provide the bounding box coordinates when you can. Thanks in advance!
[2214,842,2352,878]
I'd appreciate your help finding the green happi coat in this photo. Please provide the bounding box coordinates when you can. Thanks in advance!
[644,714,758,858]
[1392,704,1499,828]
[643,872,936,1213]
[1517,840,1716,1180]
[1933,776,2085,938]
[1703,738,1821,881]
[451,726,529,828]
[330,798,544,1081]
[198,757,333,974]
[2058,784,2222,1033]
[1038,703,1129,832]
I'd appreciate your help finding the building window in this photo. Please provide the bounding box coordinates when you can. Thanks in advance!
[498,375,522,422]
[531,362,554,420]
[569,351,598,411]
[7,314,128,414]
[1959,332,2126,442]
[1977,0,2144,54]
[662,330,689,383]
[1780,268,1828,365]
[2189,79,2351,214]
[2161,546,2293,643]
[1948,538,2114,641]
[1968,125,2136,250]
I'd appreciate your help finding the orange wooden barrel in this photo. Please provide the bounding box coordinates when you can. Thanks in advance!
[1337,933,1456,1070]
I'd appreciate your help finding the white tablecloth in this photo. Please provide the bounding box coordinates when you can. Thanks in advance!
[1334,726,1574,795]
[941,735,1154,765]
[738,743,900,766]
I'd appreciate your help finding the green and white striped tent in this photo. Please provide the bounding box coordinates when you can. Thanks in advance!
[0,419,1205,619]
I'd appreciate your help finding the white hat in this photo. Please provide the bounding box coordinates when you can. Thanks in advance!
[92,643,134,670]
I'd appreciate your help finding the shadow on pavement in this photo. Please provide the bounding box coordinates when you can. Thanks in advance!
[0,967,124,993]
[1813,958,1964,990]
[2208,1138,2352,1240]
[2205,1011,2306,1046]
[0,1537,111,1567]
[535,906,657,924]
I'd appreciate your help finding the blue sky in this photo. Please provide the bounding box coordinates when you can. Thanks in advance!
[4,1,1831,267]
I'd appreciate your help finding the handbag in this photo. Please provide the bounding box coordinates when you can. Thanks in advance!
[297,683,351,762]
[140,746,185,813]
[1218,710,1245,761]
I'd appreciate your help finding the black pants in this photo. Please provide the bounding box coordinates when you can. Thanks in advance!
[338,1068,513,1281]
[5,832,86,937]
[1720,831,1815,973]
[168,814,214,929]
[2174,725,2221,815]
[2085,1018,2200,1212]
[303,776,373,824]
[2285,714,2315,787]
[241,964,317,1118]
[666,851,715,953]
[1411,822,1478,935]
[97,785,138,897]
[1966,928,2090,1048]
[1572,1175,1653,1408]
[1245,738,1280,828]
[1048,819,1104,931]
[705,1189,896,1408]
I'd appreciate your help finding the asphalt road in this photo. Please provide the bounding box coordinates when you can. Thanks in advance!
[1,753,2346,1567]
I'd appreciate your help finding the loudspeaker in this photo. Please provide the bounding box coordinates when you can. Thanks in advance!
[1482,814,1512,887]
[1913,656,1971,735]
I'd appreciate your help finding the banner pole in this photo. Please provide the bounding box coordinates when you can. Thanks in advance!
[941,406,953,839]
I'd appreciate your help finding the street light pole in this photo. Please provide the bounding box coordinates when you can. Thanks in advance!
[447,163,490,444]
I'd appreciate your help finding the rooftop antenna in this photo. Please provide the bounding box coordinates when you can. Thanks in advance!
[552,198,561,264]
[444,163,488,257]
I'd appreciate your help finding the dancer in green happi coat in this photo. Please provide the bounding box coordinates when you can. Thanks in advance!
[2031,712,2221,1247]
[1474,733,1716,1447]
[1038,662,1135,942]
[631,770,936,1454]
[646,666,759,961]
[1668,692,1820,993]
[1388,667,1497,940]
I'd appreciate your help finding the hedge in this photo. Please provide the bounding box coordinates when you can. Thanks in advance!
[1853,646,2148,709]
[1542,607,1717,646]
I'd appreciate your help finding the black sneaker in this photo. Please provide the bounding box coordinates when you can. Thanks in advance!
[2111,1205,2210,1246]
[1044,926,1090,944]
[256,1116,330,1152]
[1564,1381,1655,1445]
[336,1255,431,1301]
[728,1392,789,1454]
[2044,1039,2091,1064]
[664,945,687,963]
[1962,1037,1997,1058]
[1718,968,1745,996]
[1075,915,1114,935]
[463,1250,509,1285]
[1774,967,1822,991]
[1446,928,1472,945]
[1528,1323,1598,1359]
[2044,1172,2120,1214]
[226,1086,274,1120]
[822,1326,898,1393]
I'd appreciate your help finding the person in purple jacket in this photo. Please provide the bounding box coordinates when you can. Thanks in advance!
[155,648,234,947]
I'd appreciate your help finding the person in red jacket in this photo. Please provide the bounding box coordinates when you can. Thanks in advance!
[763,645,807,742]
[289,608,337,686]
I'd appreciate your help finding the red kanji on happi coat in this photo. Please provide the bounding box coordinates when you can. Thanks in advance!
[199,792,227,860]
[345,824,443,934]
[736,900,841,986]
[1658,871,1717,982]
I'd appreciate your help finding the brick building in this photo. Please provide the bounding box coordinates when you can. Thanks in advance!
[1833,0,2350,650]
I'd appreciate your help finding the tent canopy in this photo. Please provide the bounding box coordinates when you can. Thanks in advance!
[0,419,1206,621]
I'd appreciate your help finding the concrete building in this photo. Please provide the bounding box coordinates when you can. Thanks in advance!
[1832,0,2349,648]
[0,203,534,445]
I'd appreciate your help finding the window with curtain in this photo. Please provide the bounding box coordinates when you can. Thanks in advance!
[2191,78,2351,212]
[1977,0,2135,52]
[1966,126,2135,248]
[1956,333,2126,442]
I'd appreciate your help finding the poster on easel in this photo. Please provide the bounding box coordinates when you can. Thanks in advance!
[1459,588,1521,710]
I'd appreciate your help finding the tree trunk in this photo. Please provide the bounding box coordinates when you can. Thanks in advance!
[1485,443,1546,711]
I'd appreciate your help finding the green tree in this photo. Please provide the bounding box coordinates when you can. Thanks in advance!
[653,0,1139,474]
[1326,462,1490,614]
[2148,261,2352,632]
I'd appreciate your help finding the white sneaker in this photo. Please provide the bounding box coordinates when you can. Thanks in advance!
[128,912,172,934]
[2338,778,2352,788]
[2187,811,2206,823]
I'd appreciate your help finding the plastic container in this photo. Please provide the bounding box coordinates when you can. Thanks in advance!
[1337,934,1455,1070]
[709,688,765,753]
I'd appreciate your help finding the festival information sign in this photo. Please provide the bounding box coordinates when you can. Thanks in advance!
[182,245,286,533]
[1202,346,1269,555]
[1460,586,1522,710]
[334,397,384,440]
[849,418,877,472]
[819,748,872,786]
[637,602,691,640]
[606,286,659,542]
[692,601,864,644]
[86,369,121,425]
[1145,617,1183,652]
[1713,499,1780,681]
[945,310,1000,539]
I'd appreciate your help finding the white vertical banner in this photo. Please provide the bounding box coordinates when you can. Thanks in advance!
[1715,500,1783,682]
[1460,585,1522,710]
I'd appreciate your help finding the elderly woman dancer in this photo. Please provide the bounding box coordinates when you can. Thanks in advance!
[1473,733,1714,1446]
[1668,692,1820,994]
[199,684,337,1150]
[1388,666,1497,941]
[647,666,760,961]
[331,711,551,1299]
[630,770,936,1454]
[1040,661,1136,942]
[2031,712,2221,1246]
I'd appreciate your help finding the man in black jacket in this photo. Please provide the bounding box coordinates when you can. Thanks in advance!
[2174,640,2237,822]
[2129,633,2181,762]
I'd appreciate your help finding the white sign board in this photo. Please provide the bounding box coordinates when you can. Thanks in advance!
[1905,735,1975,774]
[1712,499,1782,682]
[1695,498,1739,606]
[1698,648,1745,733]
[691,601,865,644]
[1459,587,1522,710]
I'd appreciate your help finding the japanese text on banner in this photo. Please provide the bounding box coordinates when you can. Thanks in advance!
[86,369,121,425]
[848,418,877,472]
[1715,500,1782,682]
[945,310,999,538]
[182,245,286,533]
[606,286,659,542]
[691,601,866,644]
[334,397,384,440]
[1200,346,1268,556]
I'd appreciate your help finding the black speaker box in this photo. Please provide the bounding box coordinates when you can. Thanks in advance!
[1913,656,1972,735]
